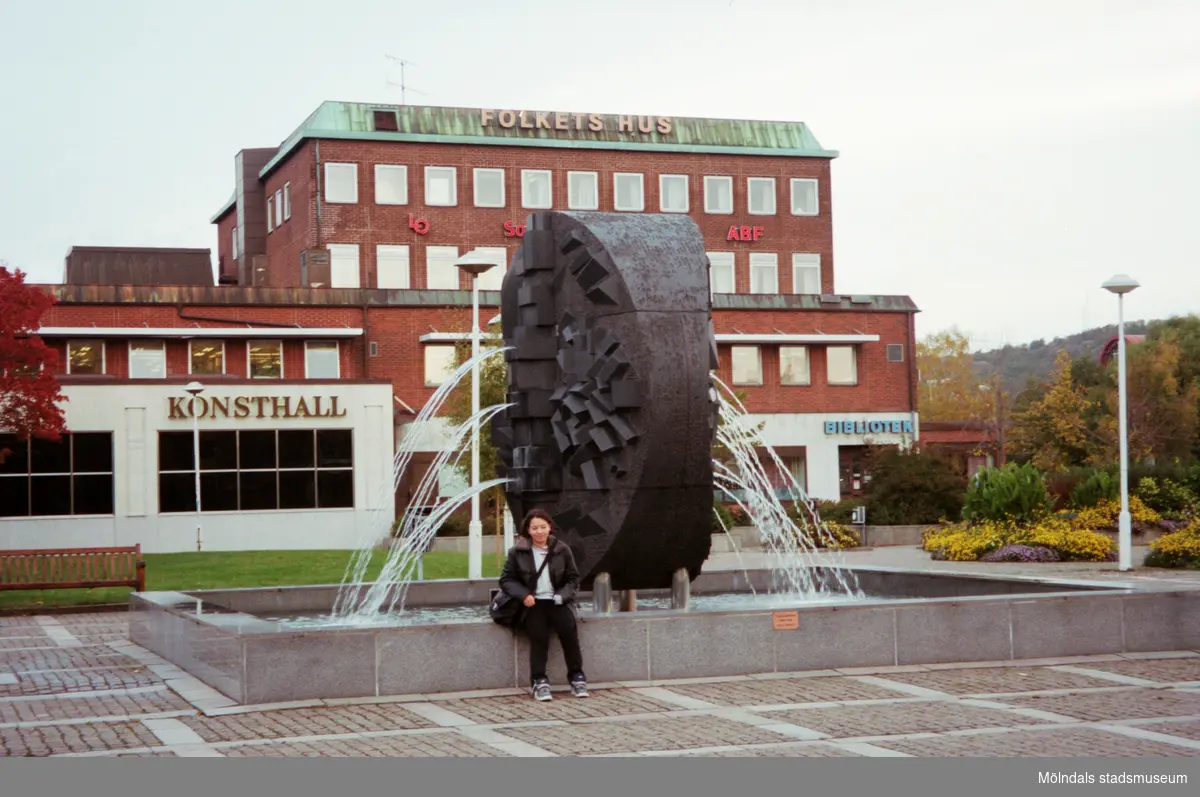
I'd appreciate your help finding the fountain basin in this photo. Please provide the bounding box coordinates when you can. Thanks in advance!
[129,567,1200,705]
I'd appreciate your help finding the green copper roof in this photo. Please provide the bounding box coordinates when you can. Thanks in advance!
[210,193,236,224]
[258,101,838,179]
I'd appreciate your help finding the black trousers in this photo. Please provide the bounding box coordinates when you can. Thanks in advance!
[523,600,585,683]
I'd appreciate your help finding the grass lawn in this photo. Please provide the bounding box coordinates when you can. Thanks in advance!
[0,549,504,612]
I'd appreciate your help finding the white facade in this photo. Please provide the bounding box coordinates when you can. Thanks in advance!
[0,383,395,553]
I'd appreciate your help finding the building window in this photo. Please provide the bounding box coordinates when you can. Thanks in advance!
[189,340,224,375]
[747,178,776,215]
[0,432,114,517]
[568,171,598,210]
[157,429,354,513]
[424,345,457,387]
[704,176,733,214]
[248,341,283,379]
[376,244,411,289]
[791,178,819,216]
[324,162,358,204]
[424,166,457,206]
[231,227,239,260]
[473,168,505,208]
[375,165,408,205]
[283,183,291,220]
[274,189,284,227]
[780,346,811,385]
[827,346,858,386]
[326,243,361,289]
[749,253,779,294]
[659,174,689,213]
[305,341,340,379]
[472,247,507,292]
[792,253,821,294]
[129,341,166,379]
[266,196,274,233]
[425,246,460,290]
[521,170,552,209]
[67,340,104,374]
[730,346,762,386]
[613,173,644,211]
[707,252,735,295]
[887,343,905,363]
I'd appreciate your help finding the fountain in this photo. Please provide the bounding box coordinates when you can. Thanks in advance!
[129,211,1198,705]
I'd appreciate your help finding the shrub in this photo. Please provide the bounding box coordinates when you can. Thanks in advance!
[810,498,862,525]
[1135,477,1198,517]
[980,544,1062,563]
[861,447,966,525]
[1069,497,1161,531]
[1144,522,1200,569]
[1070,469,1119,509]
[728,504,751,526]
[712,501,735,533]
[922,518,1114,562]
[797,519,861,550]
[962,463,1053,524]
[439,512,469,537]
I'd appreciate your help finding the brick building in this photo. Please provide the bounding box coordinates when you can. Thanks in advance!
[6,103,919,552]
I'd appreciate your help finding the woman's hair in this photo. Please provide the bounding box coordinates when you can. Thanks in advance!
[519,508,555,538]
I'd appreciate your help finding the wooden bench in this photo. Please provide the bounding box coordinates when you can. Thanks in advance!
[0,545,146,593]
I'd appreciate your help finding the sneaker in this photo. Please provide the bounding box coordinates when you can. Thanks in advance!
[570,678,589,698]
[532,678,552,702]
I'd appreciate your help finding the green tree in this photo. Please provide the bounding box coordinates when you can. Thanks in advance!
[1008,350,1099,471]
[1098,337,1200,465]
[917,330,992,422]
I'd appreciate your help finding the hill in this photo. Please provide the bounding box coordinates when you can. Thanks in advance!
[973,321,1150,393]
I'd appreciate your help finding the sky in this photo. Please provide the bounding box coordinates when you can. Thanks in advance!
[1,0,1197,350]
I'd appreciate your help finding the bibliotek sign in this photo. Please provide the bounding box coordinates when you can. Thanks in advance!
[168,395,348,421]
[825,419,914,436]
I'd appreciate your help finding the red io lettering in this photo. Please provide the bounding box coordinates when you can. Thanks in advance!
[503,221,527,238]
[726,225,765,242]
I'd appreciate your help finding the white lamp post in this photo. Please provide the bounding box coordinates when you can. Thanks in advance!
[1102,274,1140,571]
[183,381,205,552]
[455,250,497,580]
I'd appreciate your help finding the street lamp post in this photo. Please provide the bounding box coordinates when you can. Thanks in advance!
[1102,274,1140,571]
[184,381,205,552]
[455,251,498,580]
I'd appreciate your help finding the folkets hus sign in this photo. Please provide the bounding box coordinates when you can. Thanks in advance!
[168,395,348,421]
[825,419,915,435]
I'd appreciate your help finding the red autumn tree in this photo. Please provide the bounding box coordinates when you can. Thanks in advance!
[0,263,67,463]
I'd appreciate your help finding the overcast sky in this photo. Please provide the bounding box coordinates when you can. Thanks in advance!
[1,0,1197,349]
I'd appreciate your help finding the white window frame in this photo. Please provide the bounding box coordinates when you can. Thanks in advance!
[305,341,340,379]
[188,340,226,376]
[779,346,811,386]
[376,244,411,289]
[791,253,821,295]
[231,227,238,260]
[274,189,283,227]
[790,177,819,216]
[375,164,409,206]
[659,174,689,213]
[471,246,508,292]
[704,175,733,214]
[65,340,105,375]
[326,243,361,289]
[521,169,553,209]
[266,196,274,233]
[283,182,291,220]
[127,340,165,380]
[424,345,458,387]
[473,168,505,208]
[707,252,735,296]
[749,252,779,294]
[567,171,599,210]
[247,340,284,380]
[747,177,777,215]
[613,172,645,212]
[425,245,460,290]
[827,346,858,386]
[324,162,358,204]
[730,346,762,386]
[424,166,457,207]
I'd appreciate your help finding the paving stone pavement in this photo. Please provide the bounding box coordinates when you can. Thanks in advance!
[0,610,1199,757]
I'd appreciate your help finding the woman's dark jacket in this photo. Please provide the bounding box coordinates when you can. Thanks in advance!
[499,536,580,605]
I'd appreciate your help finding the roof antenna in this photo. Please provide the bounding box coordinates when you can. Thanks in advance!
[385,55,427,105]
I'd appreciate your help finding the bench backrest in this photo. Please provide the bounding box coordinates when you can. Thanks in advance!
[0,545,145,592]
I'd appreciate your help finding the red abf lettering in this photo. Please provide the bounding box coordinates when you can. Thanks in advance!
[726,225,766,242]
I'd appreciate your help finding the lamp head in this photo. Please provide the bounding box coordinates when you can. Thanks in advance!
[1102,274,1139,295]
[184,381,205,396]
[455,250,498,278]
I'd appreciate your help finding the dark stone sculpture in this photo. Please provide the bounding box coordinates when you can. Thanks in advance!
[493,211,718,590]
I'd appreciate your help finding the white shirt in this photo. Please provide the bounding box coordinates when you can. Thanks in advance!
[531,546,554,599]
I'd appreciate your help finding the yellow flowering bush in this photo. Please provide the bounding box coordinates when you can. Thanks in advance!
[1069,497,1161,531]
[922,518,1115,562]
[1145,522,1200,569]
[808,520,861,550]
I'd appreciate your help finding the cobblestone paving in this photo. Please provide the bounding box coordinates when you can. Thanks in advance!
[873,728,1200,757]
[874,666,1123,695]
[656,676,907,706]
[1,608,1199,758]
[763,701,1039,737]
